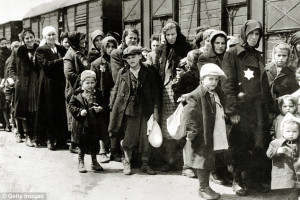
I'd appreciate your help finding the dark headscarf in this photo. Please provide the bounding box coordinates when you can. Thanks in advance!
[290,31,300,60]
[162,21,189,58]
[240,20,263,49]
[67,31,86,51]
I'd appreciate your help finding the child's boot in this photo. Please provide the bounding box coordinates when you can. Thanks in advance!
[78,149,87,173]
[123,148,132,175]
[91,154,103,171]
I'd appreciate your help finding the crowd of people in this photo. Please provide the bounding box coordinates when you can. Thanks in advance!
[1,19,300,199]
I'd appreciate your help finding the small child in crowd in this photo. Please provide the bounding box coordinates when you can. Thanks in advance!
[267,113,300,199]
[69,70,109,173]
[270,95,299,139]
[183,63,230,200]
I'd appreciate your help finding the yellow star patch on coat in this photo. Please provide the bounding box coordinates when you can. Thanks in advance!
[244,68,254,80]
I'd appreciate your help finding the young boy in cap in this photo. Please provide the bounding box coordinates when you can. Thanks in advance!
[183,63,229,200]
[109,46,159,175]
[69,70,109,173]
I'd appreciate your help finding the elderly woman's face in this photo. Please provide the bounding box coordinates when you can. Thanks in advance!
[165,28,177,45]
[45,31,56,45]
[247,29,260,47]
[24,33,35,47]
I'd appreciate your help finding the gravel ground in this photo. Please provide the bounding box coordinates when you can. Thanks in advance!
[0,131,297,200]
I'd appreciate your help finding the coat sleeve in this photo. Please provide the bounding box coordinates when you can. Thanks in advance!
[266,140,281,159]
[7,50,17,79]
[64,56,79,87]
[109,69,121,109]
[36,47,64,78]
[183,95,202,141]
[221,50,239,116]
[110,49,123,83]
[68,95,84,121]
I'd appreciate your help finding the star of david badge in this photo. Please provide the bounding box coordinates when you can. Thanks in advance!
[244,68,254,80]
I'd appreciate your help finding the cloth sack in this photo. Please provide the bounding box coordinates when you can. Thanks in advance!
[147,114,163,148]
[167,103,186,139]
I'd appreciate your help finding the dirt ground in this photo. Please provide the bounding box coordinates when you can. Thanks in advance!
[0,131,297,200]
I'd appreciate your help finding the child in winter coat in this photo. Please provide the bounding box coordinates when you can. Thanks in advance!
[183,63,229,200]
[270,95,299,139]
[69,70,108,173]
[267,112,300,198]
[109,46,159,175]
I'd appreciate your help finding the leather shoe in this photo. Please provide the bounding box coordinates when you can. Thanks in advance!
[199,187,220,200]
[182,168,196,178]
[141,165,156,175]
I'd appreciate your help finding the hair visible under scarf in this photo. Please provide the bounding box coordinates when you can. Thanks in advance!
[240,20,263,48]
[67,31,86,51]
[101,36,117,55]
[20,29,35,41]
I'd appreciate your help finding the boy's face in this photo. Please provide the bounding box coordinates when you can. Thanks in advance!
[282,123,299,141]
[281,99,297,115]
[202,75,220,91]
[274,49,288,67]
[125,54,142,68]
[106,42,116,56]
[82,77,96,92]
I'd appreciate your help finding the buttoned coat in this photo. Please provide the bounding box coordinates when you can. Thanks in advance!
[182,84,225,169]
[108,63,159,135]
[221,44,269,118]
[267,138,300,189]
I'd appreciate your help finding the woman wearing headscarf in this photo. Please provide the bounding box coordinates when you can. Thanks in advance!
[8,29,39,147]
[87,30,105,63]
[289,31,300,68]
[35,26,68,150]
[154,21,192,172]
[64,31,90,153]
[222,20,270,196]
[91,36,118,163]
[110,27,140,83]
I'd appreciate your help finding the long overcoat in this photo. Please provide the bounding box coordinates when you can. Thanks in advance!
[8,44,39,118]
[35,44,67,141]
[108,63,159,135]
[267,138,300,189]
[183,84,225,169]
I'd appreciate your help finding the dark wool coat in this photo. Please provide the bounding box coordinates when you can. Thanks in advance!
[108,63,159,135]
[0,46,11,79]
[267,138,300,189]
[91,54,114,105]
[34,44,68,141]
[221,44,268,117]
[64,48,90,103]
[110,45,127,83]
[8,44,39,118]
[183,85,225,169]
[68,88,109,144]
[262,62,299,114]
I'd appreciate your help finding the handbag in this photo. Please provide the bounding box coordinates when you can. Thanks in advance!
[167,103,186,139]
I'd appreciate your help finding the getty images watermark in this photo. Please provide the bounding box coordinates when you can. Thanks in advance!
[0,193,46,200]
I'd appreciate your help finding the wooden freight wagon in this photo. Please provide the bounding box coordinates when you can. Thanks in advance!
[22,0,122,49]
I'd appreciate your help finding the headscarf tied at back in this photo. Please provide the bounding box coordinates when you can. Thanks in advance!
[240,20,263,49]
[290,31,300,60]
[67,31,86,51]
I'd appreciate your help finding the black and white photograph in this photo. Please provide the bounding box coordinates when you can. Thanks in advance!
[1,0,300,199]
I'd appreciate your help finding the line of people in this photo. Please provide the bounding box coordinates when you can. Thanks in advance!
[1,19,300,200]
